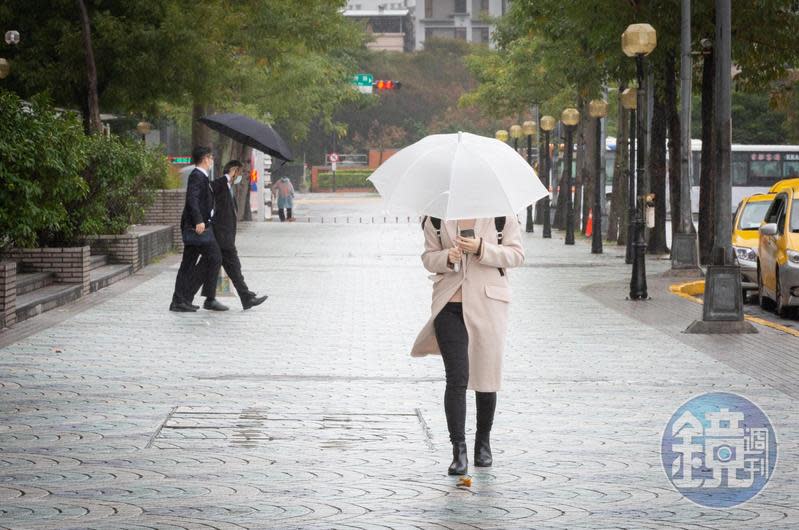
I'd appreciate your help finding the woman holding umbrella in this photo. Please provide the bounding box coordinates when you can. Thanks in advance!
[368,131,545,476]
[412,215,524,475]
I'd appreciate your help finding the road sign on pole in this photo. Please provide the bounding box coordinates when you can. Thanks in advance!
[328,153,339,163]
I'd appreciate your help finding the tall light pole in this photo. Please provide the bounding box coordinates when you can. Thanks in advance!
[671,0,701,270]
[540,115,556,239]
[622,23,657,300]
[561,108,580,245]
[686,0,755,334]
[136,121,152,144]
[523,120,537,233]
[589,99,608,254]
[0,30,20,80]
[621,88,637,265]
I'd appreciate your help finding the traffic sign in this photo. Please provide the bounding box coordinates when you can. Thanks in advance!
[328,153,339,163]
[352,73,374,86]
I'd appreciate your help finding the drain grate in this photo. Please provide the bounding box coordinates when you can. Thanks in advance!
[149,406,434,451]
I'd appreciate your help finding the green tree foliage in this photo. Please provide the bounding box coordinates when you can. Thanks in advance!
[0,91,88,249]
[0,90,169,248]
[300,39,507,165]
[0,0,366,142]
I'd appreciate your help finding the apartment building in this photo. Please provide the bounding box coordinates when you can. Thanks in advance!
[414,0,506,49]
[344,1,416,52]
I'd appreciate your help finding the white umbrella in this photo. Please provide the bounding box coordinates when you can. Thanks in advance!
[368,131,549,220]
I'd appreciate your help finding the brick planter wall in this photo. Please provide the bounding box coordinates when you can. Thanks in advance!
[143,190,185,252]
[4,247,90,295]
[0,261,16,329]
[86,225,173,272]
[87,233,138,268]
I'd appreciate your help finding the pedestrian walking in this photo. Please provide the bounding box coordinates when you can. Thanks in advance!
[272,176,295,222]
[211,160,269,310]
[411,215,525,475]
[170,146,228,312]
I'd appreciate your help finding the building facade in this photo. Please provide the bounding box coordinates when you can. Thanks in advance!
[344,1,416,52]
[414,0,506,50]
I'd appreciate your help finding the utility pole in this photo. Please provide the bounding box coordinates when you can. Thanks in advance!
[686,0,756,334]
[672,0,701,270]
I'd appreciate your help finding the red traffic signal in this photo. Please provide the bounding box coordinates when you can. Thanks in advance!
[373,80,401,90]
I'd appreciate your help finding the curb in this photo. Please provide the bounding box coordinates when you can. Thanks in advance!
[669,280,799,338]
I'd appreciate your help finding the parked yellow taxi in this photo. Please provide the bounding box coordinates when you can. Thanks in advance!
[757,184,799,316]
[770,177,799,193]
[733,193,775,290]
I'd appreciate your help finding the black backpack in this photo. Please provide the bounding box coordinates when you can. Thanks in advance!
[422,216,507,276]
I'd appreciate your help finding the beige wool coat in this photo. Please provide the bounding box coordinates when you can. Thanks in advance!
[410,215,525,392]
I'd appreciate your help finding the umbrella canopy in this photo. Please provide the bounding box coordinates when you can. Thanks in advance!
[198,113,293,162]
[368,131,548,220]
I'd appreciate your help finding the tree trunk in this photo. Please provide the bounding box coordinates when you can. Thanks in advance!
[666,51,683,246]
[699,49,716,265]
[609,84,629,244]
[192,102,214,148]
[76,0,102,135]
[647,84,669,254]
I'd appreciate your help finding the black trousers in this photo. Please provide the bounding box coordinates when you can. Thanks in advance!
[173,236,222,303]
[278,208,292,221]
[433,302,497,444]
[220,246,254,299]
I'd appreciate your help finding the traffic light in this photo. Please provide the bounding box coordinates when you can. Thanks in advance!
[373,80,402,90]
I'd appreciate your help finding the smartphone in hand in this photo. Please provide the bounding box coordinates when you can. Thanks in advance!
[460,229,475,238]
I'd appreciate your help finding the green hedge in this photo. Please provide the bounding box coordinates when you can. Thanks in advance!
[0,90,170,249]
[317,169,374,189]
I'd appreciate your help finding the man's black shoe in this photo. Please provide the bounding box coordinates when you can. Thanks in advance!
[170,301,198,312]
[191,303,200,310]
[242,294,268,310]
[203,298,229,311]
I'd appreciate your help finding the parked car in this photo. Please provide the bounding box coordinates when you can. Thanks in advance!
[733,193,775,292]
[757,184,799,317]
[769,177,799,193]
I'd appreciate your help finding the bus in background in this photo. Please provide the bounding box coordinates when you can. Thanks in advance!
[552,140,799,215]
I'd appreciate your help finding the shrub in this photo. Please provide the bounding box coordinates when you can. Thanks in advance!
[317,169,374,189]
[0,89,171,248]
[65,135,170,237]
[0,90,89,249]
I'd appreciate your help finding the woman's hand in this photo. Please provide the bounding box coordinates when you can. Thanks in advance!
[456,236,481,255]
[447,246,463,265]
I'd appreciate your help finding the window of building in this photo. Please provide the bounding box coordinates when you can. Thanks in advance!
[455,27,467,40]
[473,27,489,44]
[480,0,490,13]
[426,27,456,40]
[425,0,432,17]
[455,0,467,14]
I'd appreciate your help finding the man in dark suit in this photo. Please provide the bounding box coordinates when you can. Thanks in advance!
[170,146,228,312]
[211,160,268,310]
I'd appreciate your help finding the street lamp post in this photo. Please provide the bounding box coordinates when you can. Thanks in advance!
[540,115,556,239]
[588,99,608,254]
[523,120,537,233]
[561,108,580,245]
[622,23,657,301]
[620,88,637,264]
[136,121,152,144]
[0,30,20,80]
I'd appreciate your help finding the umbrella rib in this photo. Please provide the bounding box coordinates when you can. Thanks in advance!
[445,139,461,220]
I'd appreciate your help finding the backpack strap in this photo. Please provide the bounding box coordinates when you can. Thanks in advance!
[494,216,506,276]
[422,216,443,245]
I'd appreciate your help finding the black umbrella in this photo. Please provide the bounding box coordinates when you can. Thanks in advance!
[198,113,293,163]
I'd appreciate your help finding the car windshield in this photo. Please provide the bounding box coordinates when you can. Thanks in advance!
[792,200,799,232]
[738,201,772,230]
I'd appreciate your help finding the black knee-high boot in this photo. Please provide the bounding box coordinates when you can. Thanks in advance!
[475,391,496,467]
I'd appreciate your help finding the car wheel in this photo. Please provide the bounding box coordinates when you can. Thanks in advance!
[758,262,773,310]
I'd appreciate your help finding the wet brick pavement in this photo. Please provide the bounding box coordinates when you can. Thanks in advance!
[1,199,799,529]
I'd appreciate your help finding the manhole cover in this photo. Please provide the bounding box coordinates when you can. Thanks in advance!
[149,406,434,451]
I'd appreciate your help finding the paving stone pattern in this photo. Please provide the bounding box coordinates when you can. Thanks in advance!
[1,206,799,529]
